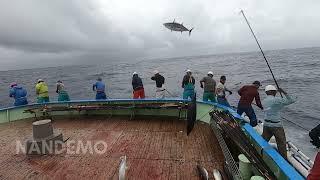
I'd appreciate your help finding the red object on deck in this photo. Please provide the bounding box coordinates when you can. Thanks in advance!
[307,151,320,180]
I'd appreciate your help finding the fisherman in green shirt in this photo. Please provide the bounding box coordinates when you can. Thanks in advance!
[35,79,50,103]
[200,71,216,102]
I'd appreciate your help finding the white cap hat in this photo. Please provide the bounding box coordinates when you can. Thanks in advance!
[133,72,138,75]
[37,79,43,82]
[208,71,213,75]
[265,85,277,92]
[153,70,159,74]
[186,69,191,73]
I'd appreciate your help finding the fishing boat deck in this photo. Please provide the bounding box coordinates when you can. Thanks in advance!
[0,116,225,179]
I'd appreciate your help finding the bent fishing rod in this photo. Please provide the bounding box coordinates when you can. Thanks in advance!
[240,10,283,97]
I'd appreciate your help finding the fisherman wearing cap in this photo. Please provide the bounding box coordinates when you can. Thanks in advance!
[237,81,263,127]
[261,85,296,159]
[56,80,70,101]
[35,79,50,103]
[9,82,28,106]
[151,70,165,99]
[93,77,106,100]
[132,72,145,99]
[200,71,216,102]
[216,75,232,107]
[182,69,195,99]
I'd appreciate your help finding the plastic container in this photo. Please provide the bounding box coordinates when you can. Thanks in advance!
[238,154,252,180]
[250,175,265,180]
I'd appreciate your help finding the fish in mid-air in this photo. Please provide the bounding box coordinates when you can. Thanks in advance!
[163,19,193,35]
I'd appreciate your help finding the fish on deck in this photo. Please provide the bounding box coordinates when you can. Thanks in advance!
[163,19,193,35]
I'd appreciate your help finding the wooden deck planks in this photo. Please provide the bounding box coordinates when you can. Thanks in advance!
[0,116,226,179]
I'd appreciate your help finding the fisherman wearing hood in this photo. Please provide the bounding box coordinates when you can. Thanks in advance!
[9,82,28,106]
[35,79,50,103]
[132,72,145,99]
[151,70,165,99]
[93,77,107,100]
[182,69,195,99]
[56,80,70,101]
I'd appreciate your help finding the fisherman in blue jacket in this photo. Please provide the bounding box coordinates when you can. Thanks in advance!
[93,77,107,100]
[9,82,28,106]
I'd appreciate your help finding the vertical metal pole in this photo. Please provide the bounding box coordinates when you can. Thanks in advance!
[6,109,10,122]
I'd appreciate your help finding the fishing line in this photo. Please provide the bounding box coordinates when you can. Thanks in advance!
[281,117,310,131]
[240,10,283,98]
[164,89,175,97]
[251,103,310,131]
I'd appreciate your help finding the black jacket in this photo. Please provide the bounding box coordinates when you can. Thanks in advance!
[151,74,165,88]
[132,75,143,90]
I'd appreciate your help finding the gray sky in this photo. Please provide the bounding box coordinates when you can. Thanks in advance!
[0,0,319,70]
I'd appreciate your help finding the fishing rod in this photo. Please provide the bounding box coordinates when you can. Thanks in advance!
[240,10,283,97]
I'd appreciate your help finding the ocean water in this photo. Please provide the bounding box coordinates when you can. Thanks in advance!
[1,47,319,160]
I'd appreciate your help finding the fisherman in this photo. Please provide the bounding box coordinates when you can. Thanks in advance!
[216,75,232,107]
[200,71,216,102]
[182,69,195,99]
[261,85,296,159]
[56,80,70,101]
[132,72,145,99]
[35,79,50,103]
[237,81,263,127]
[93,77,107,100]
[309,124,320,148]
[151,70,165,99]
[9,82,28,106]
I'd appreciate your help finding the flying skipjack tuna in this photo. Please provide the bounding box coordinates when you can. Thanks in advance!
[163,19,194,36]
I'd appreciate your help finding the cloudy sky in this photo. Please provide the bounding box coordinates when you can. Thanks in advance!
[0,0,319,70]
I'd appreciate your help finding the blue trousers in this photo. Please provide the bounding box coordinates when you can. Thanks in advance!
[217,97,230,107]
[237,105,257,127]
[14,97,28,106]
[96,92,106,100]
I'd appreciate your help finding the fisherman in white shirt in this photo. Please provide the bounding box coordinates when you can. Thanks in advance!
[262,85,296,159]
[216,75,232,107]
